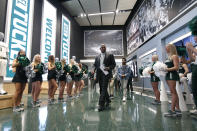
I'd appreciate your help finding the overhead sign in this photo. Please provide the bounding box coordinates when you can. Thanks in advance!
[5,0,34,78]
[40,0,57,63]
[61,15,70,64]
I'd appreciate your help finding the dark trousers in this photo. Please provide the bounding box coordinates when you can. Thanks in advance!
[127,77,133,92]
[98,72,110,107]
[192,64,197,107]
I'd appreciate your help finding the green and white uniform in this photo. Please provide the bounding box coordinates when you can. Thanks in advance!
[165,59,179,81]
[150,62,160,82]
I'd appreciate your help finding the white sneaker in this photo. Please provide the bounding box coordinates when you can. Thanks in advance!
[190,109,197,115]
[122,97,126,102]
[13,106,21,112]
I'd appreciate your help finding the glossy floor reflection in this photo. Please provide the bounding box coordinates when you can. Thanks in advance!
[0,87,197,131]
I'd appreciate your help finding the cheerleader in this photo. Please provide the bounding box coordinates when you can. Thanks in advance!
[12,50,29,112]
[31,54,43,107]
[73,63,81,97]
[47,55,58,104]
[58,58,68,101]
[149,55,161,105]
[67,59,75,98]
[186,15,197,114]
[164,44,181,117]
[78,63,87,96]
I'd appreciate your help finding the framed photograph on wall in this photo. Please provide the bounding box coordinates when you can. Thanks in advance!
[126,0,196,55]
[84,30,123,57]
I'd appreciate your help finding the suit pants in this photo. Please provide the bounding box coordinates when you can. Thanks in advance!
[98,72,110,106]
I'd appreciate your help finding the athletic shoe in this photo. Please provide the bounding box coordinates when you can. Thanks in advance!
[36,99,42,104]
[190,109,197,115]
[175,109,182,117]
[122,97,126,102]
[110,95,114,99]
[58,98,64,102]
[152,100,161,105]
[164,110,177,117]
[48,99,54,104]
[13,106,22,112]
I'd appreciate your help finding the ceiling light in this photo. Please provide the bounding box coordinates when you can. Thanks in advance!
[88,12,114,16]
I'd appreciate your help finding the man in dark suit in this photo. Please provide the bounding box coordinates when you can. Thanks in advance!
[93,44,116,111]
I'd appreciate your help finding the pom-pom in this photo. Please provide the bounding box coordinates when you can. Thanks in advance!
[64,65,70,73]
[71,65,79,74]
[66,75,72,83]
[153,61,167,77]
[81,74,88,80]
[17,55,30,67]
[55,62,62,71]
[142,67,151,77]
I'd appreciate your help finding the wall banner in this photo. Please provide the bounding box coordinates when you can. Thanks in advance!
[40,0,57,63]
[5,0,34,78]
[61,15,70,64]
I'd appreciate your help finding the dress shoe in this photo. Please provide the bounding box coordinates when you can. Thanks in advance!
[98,106,105,112]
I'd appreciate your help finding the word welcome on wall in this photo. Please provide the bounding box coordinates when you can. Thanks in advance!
[61,15,70,64]
[5,0,34,78]
[40,0,57,63]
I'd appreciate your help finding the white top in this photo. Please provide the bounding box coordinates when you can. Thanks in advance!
[100,53,105,67]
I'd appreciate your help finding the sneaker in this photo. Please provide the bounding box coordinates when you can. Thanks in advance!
[175,109,182,116]
[58,98,64,102]
[110,95,114,99]
[152,100,161,105]
[164,110,177,117]
[190,109,197,115]
[13,106,22,112]
[36,99,42,104]
[35,103,40,107]
[32,101,40,107]
[122,97,126,102]
[48,99,54,104]
[20,103,24,107]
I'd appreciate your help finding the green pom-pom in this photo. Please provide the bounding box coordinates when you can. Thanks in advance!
[17,55,30,67]
[189,16,197,36]
[64,65,70,73]
[35,63,44,74]
[71,65,78,74]
[55,62,62,71]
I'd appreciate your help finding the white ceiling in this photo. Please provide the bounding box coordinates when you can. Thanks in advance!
[62,0,137,26]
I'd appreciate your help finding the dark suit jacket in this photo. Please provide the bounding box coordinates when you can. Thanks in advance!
[93,53,116,79]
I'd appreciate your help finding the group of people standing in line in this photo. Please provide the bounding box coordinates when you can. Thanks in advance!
[146,15,197,117]
[12,51,87,112]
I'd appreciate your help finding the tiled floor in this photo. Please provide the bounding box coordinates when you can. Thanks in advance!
[0,87,197,131]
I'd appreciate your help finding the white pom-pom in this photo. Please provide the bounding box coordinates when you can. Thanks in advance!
[66,75,72,83]
[153,61,167,77]
[187,73,192,85]
[142,67,151,77]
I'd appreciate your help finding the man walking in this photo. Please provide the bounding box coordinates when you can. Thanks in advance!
[117,58,131,102]
[93,44,116,111]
